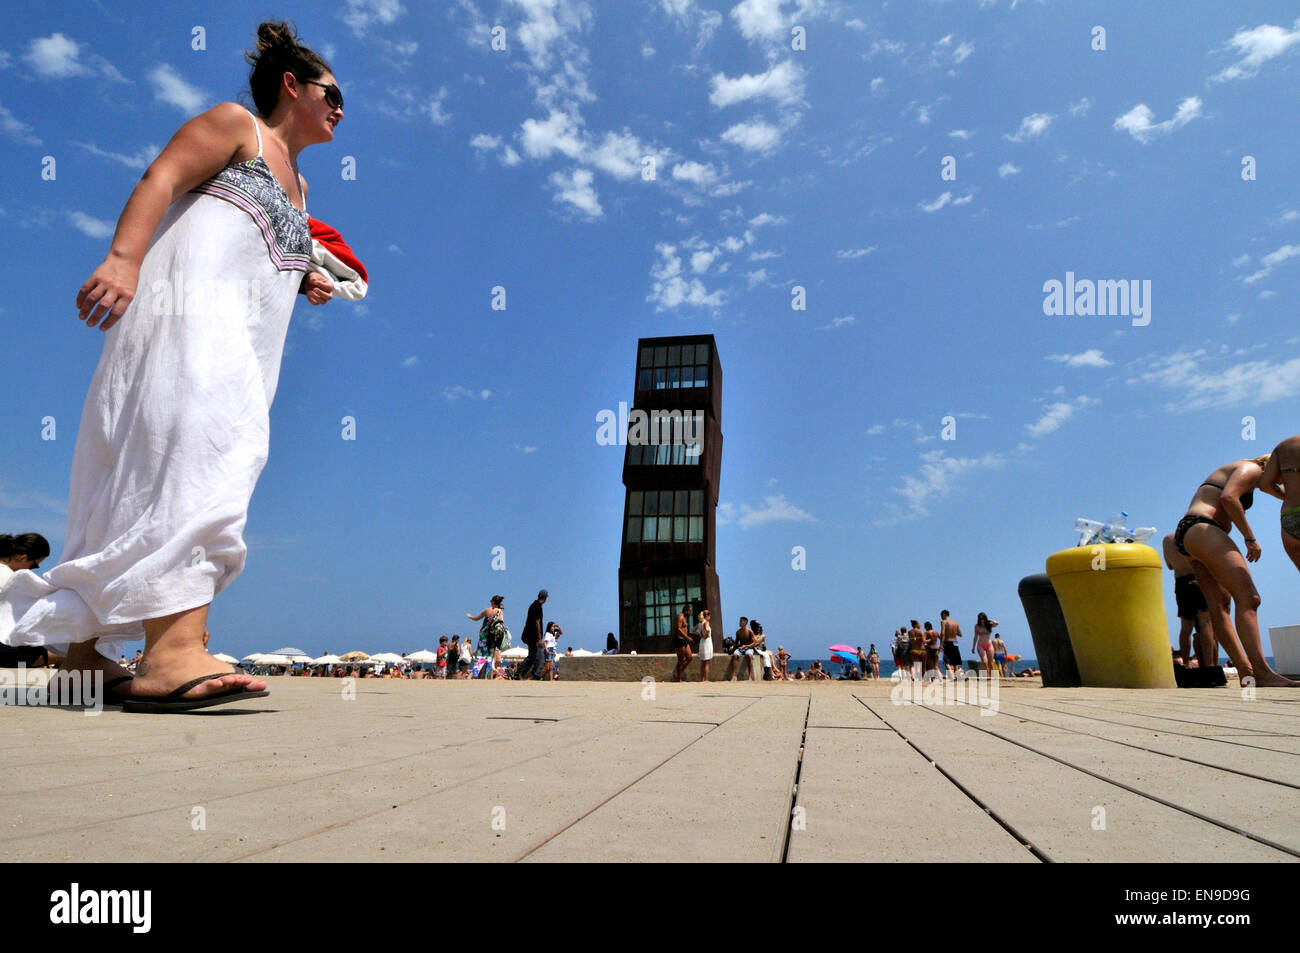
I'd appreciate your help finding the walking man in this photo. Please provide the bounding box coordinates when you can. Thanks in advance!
[520,589,548,680]
[940,610,963,679]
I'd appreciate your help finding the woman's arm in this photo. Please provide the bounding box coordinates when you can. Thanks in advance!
[77,102,252,330]
[1258,454,1285,499]
[467,608,486,621]
[1222,464,1263,559]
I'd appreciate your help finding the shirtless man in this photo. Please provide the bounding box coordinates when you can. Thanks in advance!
[940,610,963,679]
[1162,532,1214,666]
[727,616,756,681]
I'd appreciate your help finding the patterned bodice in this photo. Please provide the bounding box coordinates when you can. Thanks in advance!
[191,156,312,272]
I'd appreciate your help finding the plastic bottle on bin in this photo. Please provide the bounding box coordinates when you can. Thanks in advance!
[1074,514,1156,546]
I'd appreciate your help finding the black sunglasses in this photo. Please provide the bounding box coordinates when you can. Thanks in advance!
[303,79,344,110]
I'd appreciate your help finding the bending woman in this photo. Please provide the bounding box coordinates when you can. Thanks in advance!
[1174,455,1296,687]
[1260,435,1300,579]
[0,21,344,710]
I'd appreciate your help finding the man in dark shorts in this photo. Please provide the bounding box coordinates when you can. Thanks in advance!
[672,602,693,682]
[1162,534,1214,665]
[520,589,548,680]
[727,617,756,681]
[940,610,963,679]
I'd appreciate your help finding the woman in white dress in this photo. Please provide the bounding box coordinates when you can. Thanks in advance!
[0,21,343,711]
[693,609,713,682]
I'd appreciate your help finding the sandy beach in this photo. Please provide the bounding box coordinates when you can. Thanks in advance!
[2,672,1297,863]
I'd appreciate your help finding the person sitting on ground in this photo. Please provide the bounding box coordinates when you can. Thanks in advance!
[727,616,756,682]
[794,667,805,680]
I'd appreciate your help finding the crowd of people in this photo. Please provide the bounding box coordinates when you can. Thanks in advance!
[886,611,1039,680]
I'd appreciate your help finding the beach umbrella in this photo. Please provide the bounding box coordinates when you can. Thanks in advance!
[212,653,238,664]
[341,651,370,661]
[258,653,293,666]
[569,649,598,657]
[271,646,309,657]
[241,653,263,662]
[828,644,857,654]
[501,647,528,659]
[370,652,405,664]
[406,650,439,664]
[311,654,343,666]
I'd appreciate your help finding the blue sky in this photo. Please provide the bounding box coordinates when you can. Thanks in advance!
[3,0,1300,661]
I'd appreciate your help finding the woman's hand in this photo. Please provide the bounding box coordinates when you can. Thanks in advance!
[1245,538,1262,562]
[77,255,140,331]
[302,271,334,305]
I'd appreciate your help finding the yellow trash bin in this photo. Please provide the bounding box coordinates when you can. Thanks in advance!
[1045,543,1175,689]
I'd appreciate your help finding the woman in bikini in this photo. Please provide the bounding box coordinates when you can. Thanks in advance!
[1174,456,1297,687]
[971,612,997,676]
[1260,436,1300,578]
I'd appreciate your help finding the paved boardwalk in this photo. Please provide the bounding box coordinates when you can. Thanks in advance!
[2,676,1297,862]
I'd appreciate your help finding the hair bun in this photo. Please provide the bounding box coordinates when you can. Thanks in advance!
[256,20,299,55]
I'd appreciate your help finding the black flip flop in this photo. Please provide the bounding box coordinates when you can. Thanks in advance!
[103,676,133,705]
[121,673,269,713]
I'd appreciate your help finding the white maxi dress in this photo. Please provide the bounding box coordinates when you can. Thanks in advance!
[0,107,311,662]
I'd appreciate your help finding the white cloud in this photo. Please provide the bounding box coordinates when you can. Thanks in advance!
[588,130,652,180]
[1242,243,1300,283]
[1068,97,1092,117]
[748,212,787,229]
[1004,112,1054,142]
[24,33,124,81]
[818,314,855,330]
[442,384,490,401]
[1232,253,1251,268]
[952,193,973,205]
[1210,20,1300,82]
[1047,349,1112,368]
[998,162,1021,177]
[1025,395,1096,437]
[548,167,602,218]
[647,243,725,311]
[721,119,782,153]
[866,424,885,435]
[402,356,418,367]
[343,0,406,35]
[920,191,952,212]
[659,0,722,45]
[428,87,451,125]
[730,0,827,46]
[709,60,804,108]
[520,109,585,160]
[72,141,161,170]
[1113,96,1202,143]
[1134,348,1300,411]
[149,64,205,114]
[870,76,886,95]
[691,248,718,273]
[948,129,974,140]
[887,451,1005,522]
[671,160,717,187]
[0,100,41,146]
[515,443,538,453]
[953,41,975,63]
[68,211,113,239]
[470,133,501,152]
[745,268,768,288]
[836,247,876,259]
[721,493,815,528]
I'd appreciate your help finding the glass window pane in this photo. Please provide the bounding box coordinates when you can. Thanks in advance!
[642,518,656,542]
[668,345,681,365]
[672,577,687,604]
[658,516,671,540]
[640,347,653,367]
[629,490,643,514]
[622,580,635,601]
[667,366,679,389]
[643,492,657,516]
[659,491,674,512]
[653,367,665,389]
[657,443,670,465]
[626,517,641,542]
[674,490,687,514]
[696,365,708,386]
[695,343,709,363]
[671,444,684,466]
[690,490,703,514]
[687,575,702,601]
[638,368,651,390]
[673,516,687,542]
[654,346,668,366]
[689,516,703,542]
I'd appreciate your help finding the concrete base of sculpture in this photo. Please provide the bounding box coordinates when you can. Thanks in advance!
[556,653,768,682]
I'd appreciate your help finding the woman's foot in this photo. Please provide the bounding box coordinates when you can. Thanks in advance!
[1247,670,1300,688]
[59,641,135,685]
[130,645,267,701]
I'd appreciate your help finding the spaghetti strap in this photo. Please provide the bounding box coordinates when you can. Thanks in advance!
[247,107,263,159]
